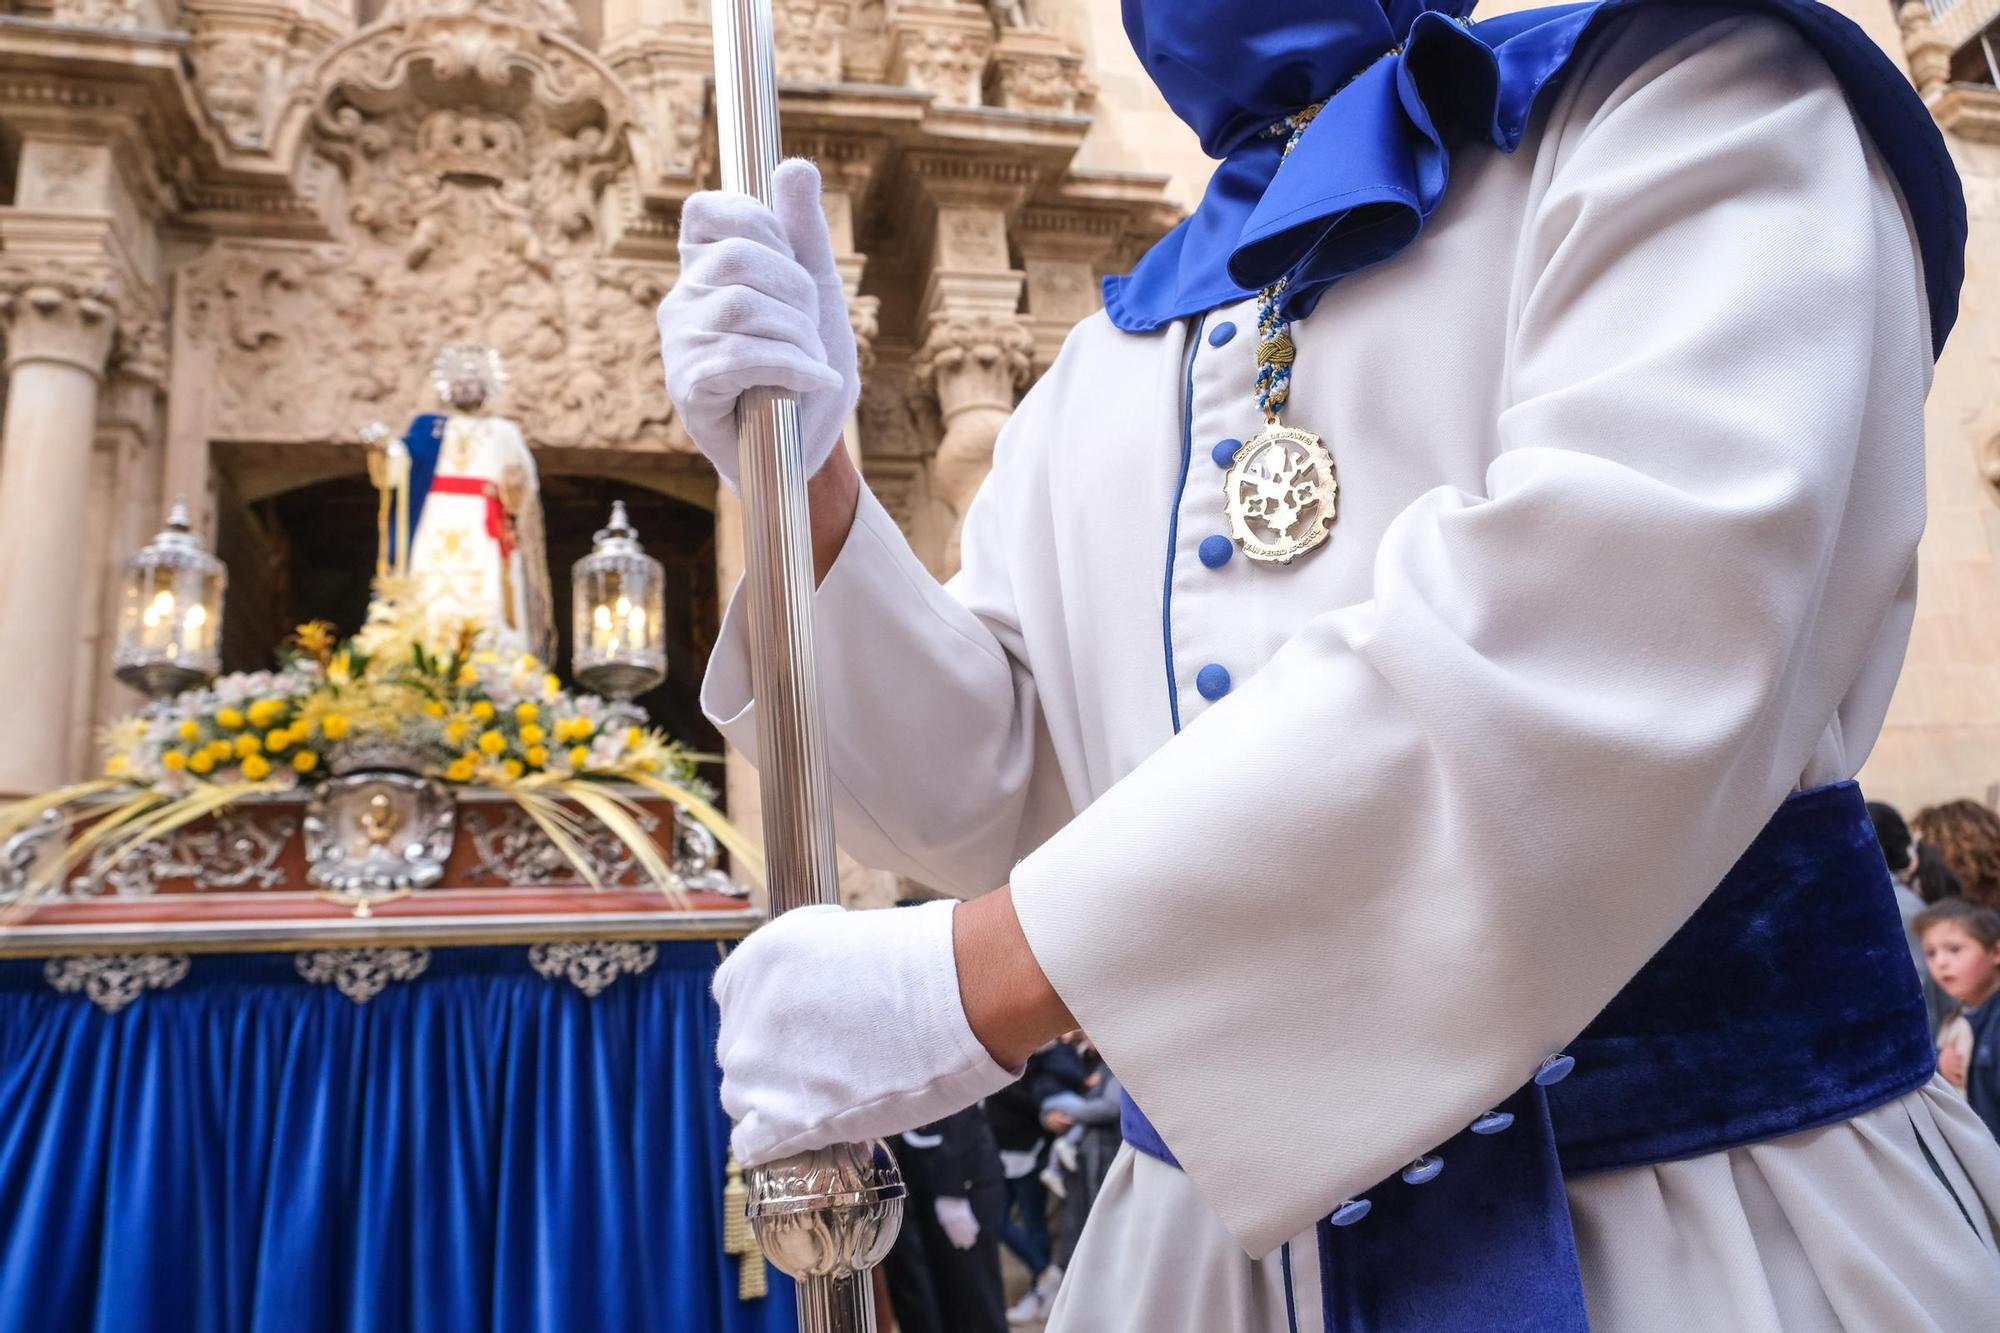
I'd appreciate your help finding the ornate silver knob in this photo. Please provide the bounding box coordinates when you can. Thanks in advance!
[744,1139,907,1280]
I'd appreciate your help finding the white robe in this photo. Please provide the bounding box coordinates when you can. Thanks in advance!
[704,10,2000,1328]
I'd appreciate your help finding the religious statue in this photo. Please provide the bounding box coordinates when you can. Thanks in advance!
[368,344,554,662]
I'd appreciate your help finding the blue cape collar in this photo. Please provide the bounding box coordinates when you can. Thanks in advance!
[1107,0,1965,359]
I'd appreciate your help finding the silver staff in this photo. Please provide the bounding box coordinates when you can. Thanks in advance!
[709,3,905,1330]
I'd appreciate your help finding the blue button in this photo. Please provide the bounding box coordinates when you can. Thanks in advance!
[1196,664,1231,700]
[1401,1155,1444,1185]
[1198,535,1233,568]
[1211,438,1242,468]
[1470,1110,1515,1136]
[1534,1054,1576,1087]
[1208,320,1237,347]
[1328,1198,1371,1227]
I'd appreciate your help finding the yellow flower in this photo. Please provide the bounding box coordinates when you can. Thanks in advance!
[321,714,350,741]
[424,700,447,718]
[264,729,293,753]
[457,664,480,687]
[501,759,524,781]
[477,729,506,757]
[328,651,353,685]
[241,754,272,781]
[105,754,131,778]
[627,726,643,746]
[471,701,496,722]
[525,744,549,768]
[161,750,188,772]
[234,733,262,758]
[543,673,562,700]
[294,620,336,658]
[519,724,545,746]
[189,751,216,775]
[206,740,234,762]
[446,756,476,783]
[569,717,596,741]
[177,720,201,743]
[569,746,591,769]
[216,707,246,731]
[247,698,285,729]
[292,750,319,774]
[444,720,470,747]
[515,702,540,724]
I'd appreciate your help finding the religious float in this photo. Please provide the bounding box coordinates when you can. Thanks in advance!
[0,346,793,1331]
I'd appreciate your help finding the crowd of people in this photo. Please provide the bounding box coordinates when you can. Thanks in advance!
[1871,797,2000,1144]
[878,1028,1117,1331]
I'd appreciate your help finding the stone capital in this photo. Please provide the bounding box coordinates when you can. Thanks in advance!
[986,26,1094,115]
[775,0,856,83]
[912,308,1032,417]
[1898,1,1953,101]
[887,2,997,107]
[0,274,120,378]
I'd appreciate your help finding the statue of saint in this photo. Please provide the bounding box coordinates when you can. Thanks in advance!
[390,344,555,662]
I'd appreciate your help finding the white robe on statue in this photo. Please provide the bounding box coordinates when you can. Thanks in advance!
[704,11,2000,1330]
[405,413,553,662]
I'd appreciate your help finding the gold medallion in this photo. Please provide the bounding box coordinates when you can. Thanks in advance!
[1222,424,1338,565]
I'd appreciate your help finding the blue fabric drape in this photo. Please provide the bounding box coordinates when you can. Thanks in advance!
[0,943,797,1333]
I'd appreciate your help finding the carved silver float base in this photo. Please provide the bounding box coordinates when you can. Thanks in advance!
[44,953,190,1014]
[295,947,431,1003]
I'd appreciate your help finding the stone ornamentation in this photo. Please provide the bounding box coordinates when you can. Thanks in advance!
[44,953,191,1014]
[527,939,659,996]
[294,947,432,1003]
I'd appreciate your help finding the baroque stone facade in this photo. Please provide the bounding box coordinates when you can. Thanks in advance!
[0,0,1994,849]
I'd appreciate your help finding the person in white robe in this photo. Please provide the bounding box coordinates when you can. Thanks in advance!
[658,3,2000,1329]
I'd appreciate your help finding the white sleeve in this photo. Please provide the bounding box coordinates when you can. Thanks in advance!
[700,382,1073,897]
[1008,13,1932,1256]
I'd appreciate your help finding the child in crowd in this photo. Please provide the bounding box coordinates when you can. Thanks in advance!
[1917,899,2000,1141]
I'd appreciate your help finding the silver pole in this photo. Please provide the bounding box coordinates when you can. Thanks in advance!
[708,3,903,1331]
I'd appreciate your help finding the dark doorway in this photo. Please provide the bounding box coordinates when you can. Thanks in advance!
[228,471,725,800]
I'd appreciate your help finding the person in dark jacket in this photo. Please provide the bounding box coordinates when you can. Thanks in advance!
[985,1040,1088,1323]
[882,1104,1009,1333]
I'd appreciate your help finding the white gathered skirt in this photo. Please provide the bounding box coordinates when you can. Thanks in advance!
[1046,1077,2000,1332]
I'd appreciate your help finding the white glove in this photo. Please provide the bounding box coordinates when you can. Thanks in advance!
[714,900,1015,1168]
[657,158,859,490]
[935,1196,980,1251]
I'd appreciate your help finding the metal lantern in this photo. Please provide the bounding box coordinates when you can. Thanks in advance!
[571,501,666,700]
[113,502,226,698]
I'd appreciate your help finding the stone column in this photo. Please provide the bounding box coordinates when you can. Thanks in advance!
[0,277,118,797]
[906,176,1031,575]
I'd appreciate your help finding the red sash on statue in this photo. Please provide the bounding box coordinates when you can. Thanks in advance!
[428,475,518,558]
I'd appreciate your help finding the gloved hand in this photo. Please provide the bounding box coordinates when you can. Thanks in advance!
[657,158,860,491]
[935,1196,980,1251]
[715,900,1016,1168]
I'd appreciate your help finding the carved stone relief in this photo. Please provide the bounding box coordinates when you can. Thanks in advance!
[775,0,855,83]
[179,11,683,453]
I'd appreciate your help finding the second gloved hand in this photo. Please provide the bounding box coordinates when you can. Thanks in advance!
[715,900,1016,1168]
[934,1196,980,1250]
[657,157,859,490]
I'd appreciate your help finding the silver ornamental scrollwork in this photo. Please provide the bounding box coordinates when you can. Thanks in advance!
[527,939,658,996]
[1,809,68,903]
[304,771,456,908]
[44,953,191,1014]
[71,810,299,898]
[465,804,744,895]
[294,947,432,1003]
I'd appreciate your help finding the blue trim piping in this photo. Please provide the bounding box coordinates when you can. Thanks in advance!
[1162,313,1206,736]
[1281,1240,1300,1333]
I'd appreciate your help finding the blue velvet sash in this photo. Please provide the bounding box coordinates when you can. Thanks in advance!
[1120,781,1936,1330]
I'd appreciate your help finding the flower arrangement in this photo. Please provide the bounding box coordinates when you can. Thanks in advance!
[1,581,759,905]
